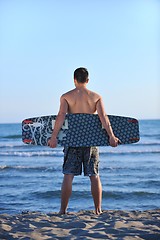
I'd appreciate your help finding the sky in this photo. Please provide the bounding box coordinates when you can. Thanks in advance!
[0,0,159,123]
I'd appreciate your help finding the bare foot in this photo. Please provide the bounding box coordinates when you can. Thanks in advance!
[58,210,67,215]
[95,209,102,215]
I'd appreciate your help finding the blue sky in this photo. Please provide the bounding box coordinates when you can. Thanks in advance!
[0,0,159,123]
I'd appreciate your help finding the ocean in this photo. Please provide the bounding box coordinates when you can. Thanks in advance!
[0,120,160,214]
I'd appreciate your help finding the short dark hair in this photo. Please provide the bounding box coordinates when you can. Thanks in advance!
[74,67,89,83]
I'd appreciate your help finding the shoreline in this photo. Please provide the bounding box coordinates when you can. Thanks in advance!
[0,209,160,239]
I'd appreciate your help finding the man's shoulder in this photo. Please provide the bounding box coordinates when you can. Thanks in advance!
[89,89,101,96]
[89,90,102,100]
[61,89,75,98]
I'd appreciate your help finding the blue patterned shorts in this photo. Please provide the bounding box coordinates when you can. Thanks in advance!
[63,147,99,176]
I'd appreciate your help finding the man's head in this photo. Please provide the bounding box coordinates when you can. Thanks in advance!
[74,67,89,83]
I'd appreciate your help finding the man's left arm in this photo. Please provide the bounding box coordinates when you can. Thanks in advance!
[96,97,120,147]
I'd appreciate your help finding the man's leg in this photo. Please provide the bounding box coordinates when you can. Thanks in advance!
[90,175,102,215]
[59,174,74,214]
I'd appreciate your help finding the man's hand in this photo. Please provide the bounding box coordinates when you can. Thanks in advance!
[48,136,58,148]
[109,135,121,147]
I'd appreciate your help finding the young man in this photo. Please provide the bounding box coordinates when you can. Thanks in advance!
[48,67,119,215]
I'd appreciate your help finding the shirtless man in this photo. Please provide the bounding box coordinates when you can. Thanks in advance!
[48,67,119,215]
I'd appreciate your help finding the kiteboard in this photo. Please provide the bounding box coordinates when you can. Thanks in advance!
[22,114,140,147]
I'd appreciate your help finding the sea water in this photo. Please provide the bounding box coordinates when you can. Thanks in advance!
[0,120,160,214]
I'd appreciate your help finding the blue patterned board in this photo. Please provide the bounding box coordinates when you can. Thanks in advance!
[22,114,140,147]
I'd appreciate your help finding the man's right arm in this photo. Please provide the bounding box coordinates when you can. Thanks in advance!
[96,97,120,147]
[48,95,68,148]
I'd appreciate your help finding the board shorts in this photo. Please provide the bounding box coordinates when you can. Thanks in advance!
[62,147,99,176]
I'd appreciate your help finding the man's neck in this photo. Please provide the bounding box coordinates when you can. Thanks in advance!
[76,85,87,90]
[75,82,87,89]
[74,79,88,89]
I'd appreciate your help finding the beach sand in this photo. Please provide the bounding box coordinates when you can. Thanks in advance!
[0,210,160,239]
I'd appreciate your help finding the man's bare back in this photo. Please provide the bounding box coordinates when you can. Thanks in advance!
[62,86,100,114]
